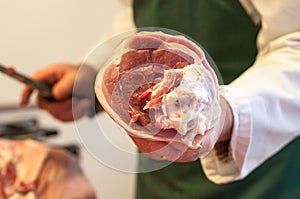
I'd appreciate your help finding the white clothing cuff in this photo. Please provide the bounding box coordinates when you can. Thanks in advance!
[200,85,252,183]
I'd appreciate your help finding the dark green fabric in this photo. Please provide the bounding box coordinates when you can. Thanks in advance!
[134,0,258,84]
[133,0,300,199]
[136,139,300,199]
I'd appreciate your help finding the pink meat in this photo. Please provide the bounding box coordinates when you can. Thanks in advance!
[0,139,96,199]
[97,31,219,147]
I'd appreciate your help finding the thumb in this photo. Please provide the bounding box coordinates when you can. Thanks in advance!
[52,75,74,100]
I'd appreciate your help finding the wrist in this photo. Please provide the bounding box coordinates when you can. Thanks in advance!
[213,97,234,162]
[219,97,233,142]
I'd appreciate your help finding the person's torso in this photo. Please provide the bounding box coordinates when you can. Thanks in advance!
[133,0,300,198]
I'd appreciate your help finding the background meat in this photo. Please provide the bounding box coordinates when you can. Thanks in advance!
[35,148,96,199]
[0,139,96,199]
[95,31,221,148]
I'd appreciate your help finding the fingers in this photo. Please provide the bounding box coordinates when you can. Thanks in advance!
[129,135,201,162]
[20,85,35,106]
[19,67,58,106]
[50,66,78,100]
[38,96,72,121]
[51,74,74,100]
[19,63,77,106]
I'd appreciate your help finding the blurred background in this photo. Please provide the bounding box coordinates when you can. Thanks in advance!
[0,0,136,198]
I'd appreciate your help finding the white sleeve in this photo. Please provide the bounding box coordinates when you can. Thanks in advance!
[201,0,300,184]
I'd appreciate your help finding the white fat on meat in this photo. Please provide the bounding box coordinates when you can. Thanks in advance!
[0,139,96,199]
[0,139,49,199]
[147,63,221,139]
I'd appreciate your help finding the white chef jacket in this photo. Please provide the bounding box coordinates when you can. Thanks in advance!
[201,0,300,184]
[89,0,300,184]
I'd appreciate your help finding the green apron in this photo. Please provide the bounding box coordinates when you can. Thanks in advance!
[133,0,300,198]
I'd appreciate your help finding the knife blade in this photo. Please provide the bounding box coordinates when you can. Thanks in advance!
[0,63,54,99]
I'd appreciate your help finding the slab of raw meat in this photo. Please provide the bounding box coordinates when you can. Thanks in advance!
[95,31,221,148]
[0,139,96,199]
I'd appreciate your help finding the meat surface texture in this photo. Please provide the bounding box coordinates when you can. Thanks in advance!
[95,31,221,148]
[0,139,96,199]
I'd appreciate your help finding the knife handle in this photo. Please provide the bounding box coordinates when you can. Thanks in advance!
[37,81,55,101]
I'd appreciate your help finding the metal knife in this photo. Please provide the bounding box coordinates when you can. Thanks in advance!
[0,63,54,99]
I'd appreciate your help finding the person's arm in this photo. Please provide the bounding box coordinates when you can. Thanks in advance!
[200,0,300,183]
[19,0,135,121]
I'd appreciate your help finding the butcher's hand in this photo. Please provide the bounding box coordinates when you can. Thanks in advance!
[20,63,97,121]
[130,97,233,162]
